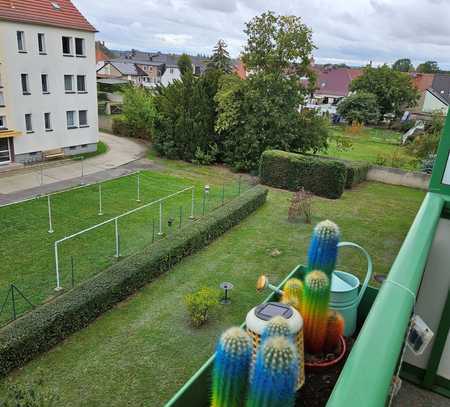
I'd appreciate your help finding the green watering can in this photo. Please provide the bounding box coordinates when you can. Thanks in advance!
[330,242,373,337]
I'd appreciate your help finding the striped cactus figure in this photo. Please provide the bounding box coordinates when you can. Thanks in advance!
[211,327,252,407]
[246,336,299,407]
[307,220,340,277]
[260,316,292,343]
[281,278,303,312]
[324,310,345,353]
[302,270,331,354]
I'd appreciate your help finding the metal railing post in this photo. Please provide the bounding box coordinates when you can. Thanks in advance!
[136,171,141,202]
[190,188,195,219]
[47,195,54,233]
[158,202,163,235]
[54,242,62,291]
[114,218,120,258]
[10,285,16,320]
[98,183,103,215]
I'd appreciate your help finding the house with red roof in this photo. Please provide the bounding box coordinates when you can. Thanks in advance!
[0,0,98,165]
[303,66,362,115]
[409,73,449,118]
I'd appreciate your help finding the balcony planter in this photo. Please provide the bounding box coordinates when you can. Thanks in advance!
[305,335,347,371]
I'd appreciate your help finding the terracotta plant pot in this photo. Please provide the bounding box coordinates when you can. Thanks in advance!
[305,336,347,371]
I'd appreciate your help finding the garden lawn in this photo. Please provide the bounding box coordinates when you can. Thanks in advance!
[0,170,248,325]
[0,176,425,406]
[325,125,417,170]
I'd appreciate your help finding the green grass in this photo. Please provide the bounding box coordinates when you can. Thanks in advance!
[0,171,249,325]
[0,169,425,406]
[70,141,108,160]
[325,126,418,170]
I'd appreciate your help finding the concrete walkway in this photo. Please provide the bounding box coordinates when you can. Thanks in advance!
[393,380,449,407]
[0,133,149,205]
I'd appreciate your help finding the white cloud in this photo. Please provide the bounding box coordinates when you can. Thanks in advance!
[73,0,450,68]
[155,33,192,45]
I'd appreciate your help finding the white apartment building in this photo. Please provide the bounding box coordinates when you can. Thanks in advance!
[0,0,98,165]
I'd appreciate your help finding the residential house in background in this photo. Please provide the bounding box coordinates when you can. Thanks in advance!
[0,0,98,165]
[409,73,449,118]
[96,48,206,88]
[303,65,362,115]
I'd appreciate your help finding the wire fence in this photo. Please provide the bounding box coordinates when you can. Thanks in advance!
[0,172,253,326]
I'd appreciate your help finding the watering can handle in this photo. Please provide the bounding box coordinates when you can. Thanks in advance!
[337,241,373,305]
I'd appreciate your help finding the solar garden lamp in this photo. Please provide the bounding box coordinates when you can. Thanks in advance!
[168,217,174,228]
[203,184,210,215]
[220,282,234,305]
[256,275,283,295]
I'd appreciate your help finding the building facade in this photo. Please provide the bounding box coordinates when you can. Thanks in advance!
[0,0,98,165]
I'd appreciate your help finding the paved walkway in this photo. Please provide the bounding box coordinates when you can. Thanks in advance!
[0,133,150,205]
[393,380,449,407]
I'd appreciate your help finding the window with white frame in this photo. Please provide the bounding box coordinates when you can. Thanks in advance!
[79,110,88,127]
[64,75,74,92]
[41,74,49,93]
[75,38,85,56]
[66,110,76,128]
[44,113,52,131]
[21,74,30,94]
[0,116,6,129]
[17,31,26,52]
[77,75,86,92]
[0,92,4,106]
[62,36,72,55]
[38,33,46,54]
[25,114,33,132]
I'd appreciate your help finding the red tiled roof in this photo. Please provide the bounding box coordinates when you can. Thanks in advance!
[0,0,96,32]
[313,67,363,97]
[410,72,434,92]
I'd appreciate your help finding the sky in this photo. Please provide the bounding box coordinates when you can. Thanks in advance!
[74,0,450,69]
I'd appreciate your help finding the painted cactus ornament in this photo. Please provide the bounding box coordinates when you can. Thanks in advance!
[246,336,299,407]
[281,278,303,311]
[211,327,252,407]
[307,220,340,277]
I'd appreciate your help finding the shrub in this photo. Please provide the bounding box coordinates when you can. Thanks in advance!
[260,150,346,199]
[0,379,58,407]
[0,186,268,377]
[343,160,370,188]
[374,153,387,166]
[185,287,220,327]
[112,116,129,137]
[336,92,380,124]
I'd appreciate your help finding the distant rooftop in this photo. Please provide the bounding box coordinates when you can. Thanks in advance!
[0,0,96,32]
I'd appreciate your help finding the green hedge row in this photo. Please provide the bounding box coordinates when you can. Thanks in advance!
[342,160,369,188]
[0,186,268,377]
[259,150,347,199]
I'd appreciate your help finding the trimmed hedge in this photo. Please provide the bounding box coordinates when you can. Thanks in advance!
[343,160,369,188]
[259,150,347,199]
[0,186,268,377]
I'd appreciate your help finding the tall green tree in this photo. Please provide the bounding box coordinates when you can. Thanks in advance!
[177,53,193,75]
[350,65,419,117]
[392,58,413,72]
[417,60,440,73]
[336,92,380,124]
[213,11,327,170]
[153,70,220,161]
[242,11,315,82]
[121,85,157,139]
[207,39,232,73]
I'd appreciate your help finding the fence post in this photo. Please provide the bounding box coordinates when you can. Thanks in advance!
[152,218,155,243]
[80,157,85,186]
[222,184,225,206]
[190,188,195,219]
[115,218,120,258]
[136,171,141,203]
[98,183,103,215]
[54,242,62,291]
[179,206,182,228]
[10,285,16,320]
[47,195,54,234]
[158,201,164,235]
[202,190,206,216]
